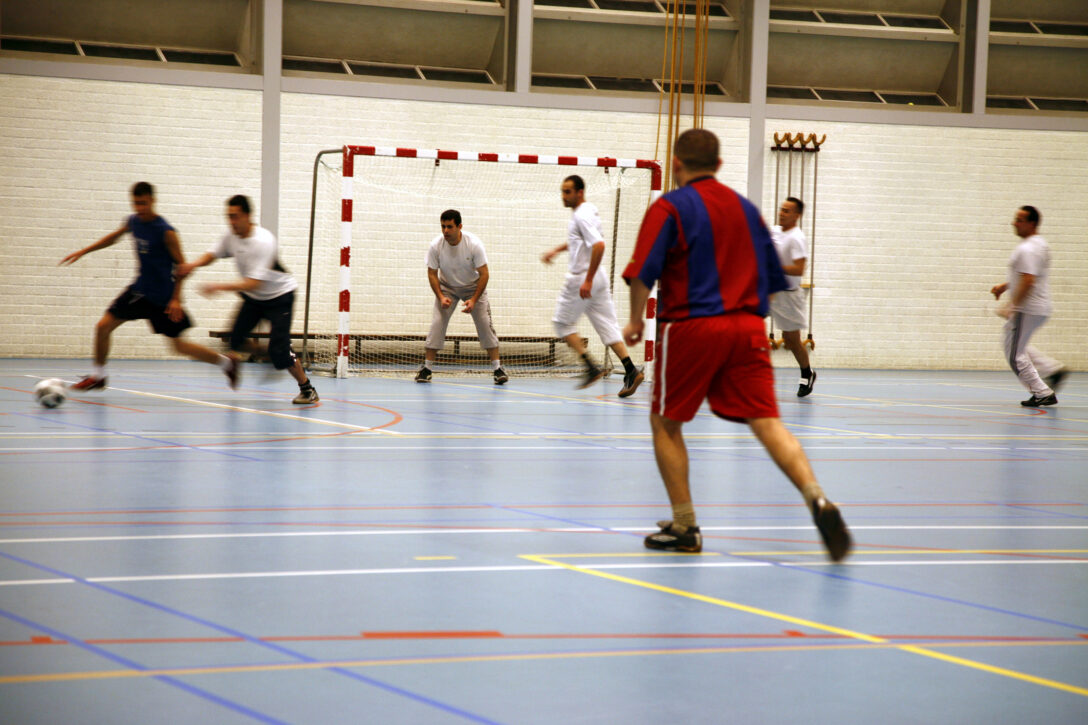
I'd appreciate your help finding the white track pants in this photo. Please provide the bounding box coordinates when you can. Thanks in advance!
[425,283,499,351]
[1003,312,1061,396]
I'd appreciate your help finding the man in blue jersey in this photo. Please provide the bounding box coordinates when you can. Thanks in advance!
[61,182,239,391]
[622,129,851,561]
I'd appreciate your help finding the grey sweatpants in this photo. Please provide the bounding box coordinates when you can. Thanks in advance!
[1003,312,1061,396]
[425,283,499,350]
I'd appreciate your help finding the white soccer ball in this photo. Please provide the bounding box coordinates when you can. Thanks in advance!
[34,378,67,408]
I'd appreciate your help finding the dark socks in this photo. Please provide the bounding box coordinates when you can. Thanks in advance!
[620,356,636,375]
[801,367,813,378]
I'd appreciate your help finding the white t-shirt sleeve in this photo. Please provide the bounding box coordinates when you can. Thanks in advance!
[1013,243,1044,276]
[470,236,489,269]
[788,231,808,262]
[574,206,604,244]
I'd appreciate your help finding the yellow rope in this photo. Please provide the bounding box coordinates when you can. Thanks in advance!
[657,0,711,190]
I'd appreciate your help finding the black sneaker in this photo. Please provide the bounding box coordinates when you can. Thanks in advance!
[223,356,240,390]
[493,367,509,385]
[797,370,817,398]
[1044,369,1068,394]
[415,366,432,383]
[70,375,107,391]
[811,497,851,562]
[292,387,319,405]
[1021,393,1057,407]
[618,366,644,398]
[644,523,702,553]
[576,366,605,390]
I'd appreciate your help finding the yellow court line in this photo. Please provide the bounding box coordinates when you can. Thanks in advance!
[414,556,457,561]
[6,640,1087,686]
[520,554,1088,698]
[527,552,719,559]
[108,387,400,436]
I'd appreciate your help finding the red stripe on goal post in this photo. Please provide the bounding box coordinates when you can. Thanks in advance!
[597,157,617,167]
[338,334,350,358]
[340,247,350,267]
[478,153,499,162]
[637,159,663,191]
[341,199,353,223]
[518,154,539,164]
[557,156,578,165]
[342,147,354,177]
[396,148,418,157]
[338,290,350,313]
[437,150,458,160]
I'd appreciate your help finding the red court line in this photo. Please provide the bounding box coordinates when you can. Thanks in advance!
[2,502,1083,518]
[4,631,1085,647]
[0,385,149,413]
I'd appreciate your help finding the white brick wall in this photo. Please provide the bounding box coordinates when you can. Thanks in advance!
[0,75,261,360]
[763,119,1088,370]
[1,72,1084,371]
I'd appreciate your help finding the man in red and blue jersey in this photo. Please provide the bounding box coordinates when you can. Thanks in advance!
[622,129,850,561]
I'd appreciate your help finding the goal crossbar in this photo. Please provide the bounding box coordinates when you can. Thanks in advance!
[330,144,663,378]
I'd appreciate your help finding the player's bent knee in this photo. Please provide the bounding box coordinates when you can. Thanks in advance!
[554,320,578,338]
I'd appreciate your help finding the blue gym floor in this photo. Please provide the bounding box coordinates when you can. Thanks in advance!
[1,359,1086,724]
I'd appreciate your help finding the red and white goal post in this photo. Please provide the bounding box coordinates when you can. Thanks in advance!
[302,145,662,378]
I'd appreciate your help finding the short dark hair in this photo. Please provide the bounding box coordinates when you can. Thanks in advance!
[131,181,154,198]
[785,196,805,215]
[228,194,252,215]
[564,175,585,192]
[674,129,719,172]
[440,209,462,225]
[1020,205,1040,225]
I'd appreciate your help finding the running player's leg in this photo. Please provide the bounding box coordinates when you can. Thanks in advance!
[159,304,239,388]
[73,291,135,389]
[1004,312,1054,401]
[585,280,643,397]
[553,278,600,386]
[771,289,814,396]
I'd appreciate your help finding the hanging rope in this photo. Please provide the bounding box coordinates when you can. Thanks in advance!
[656,1,712,190]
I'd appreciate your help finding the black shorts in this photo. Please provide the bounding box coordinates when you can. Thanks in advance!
[230,291,297,370]
[108,288,192,338]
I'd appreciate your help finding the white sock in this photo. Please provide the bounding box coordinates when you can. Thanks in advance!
[492,359,501,370]
[423,360,433,370]
[93,365,106,378]
[217,355,232,371]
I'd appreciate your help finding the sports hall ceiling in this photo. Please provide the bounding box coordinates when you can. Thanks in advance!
[1,0,1086,113]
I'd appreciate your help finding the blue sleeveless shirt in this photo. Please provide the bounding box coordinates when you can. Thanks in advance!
[126,214,177,306]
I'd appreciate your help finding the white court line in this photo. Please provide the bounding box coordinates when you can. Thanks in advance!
[2,558,1086,588]
[2,525,1085,545]
[92,385,403,436]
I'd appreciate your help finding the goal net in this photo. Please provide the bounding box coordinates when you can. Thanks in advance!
[303,146,661,378]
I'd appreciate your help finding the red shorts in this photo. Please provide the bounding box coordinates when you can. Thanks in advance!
[653,313,779,423]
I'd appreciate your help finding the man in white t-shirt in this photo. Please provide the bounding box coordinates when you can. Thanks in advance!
[541,175,643,397]
[990,205,1067,406]
[769,196,816,397]
[177,195,318,404]
[416,210,507,385]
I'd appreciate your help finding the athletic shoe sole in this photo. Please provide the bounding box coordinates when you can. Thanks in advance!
[618,370,644,398]
[811,498,851,562]
[575,369,605,390]
[70,377,107,391]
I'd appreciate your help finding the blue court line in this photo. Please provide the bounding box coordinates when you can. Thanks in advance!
[0,549,505,725]
[1003,504,1088,520]
[494,505,1088,632]
[11,413,264,462]
[0,606,287,725]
